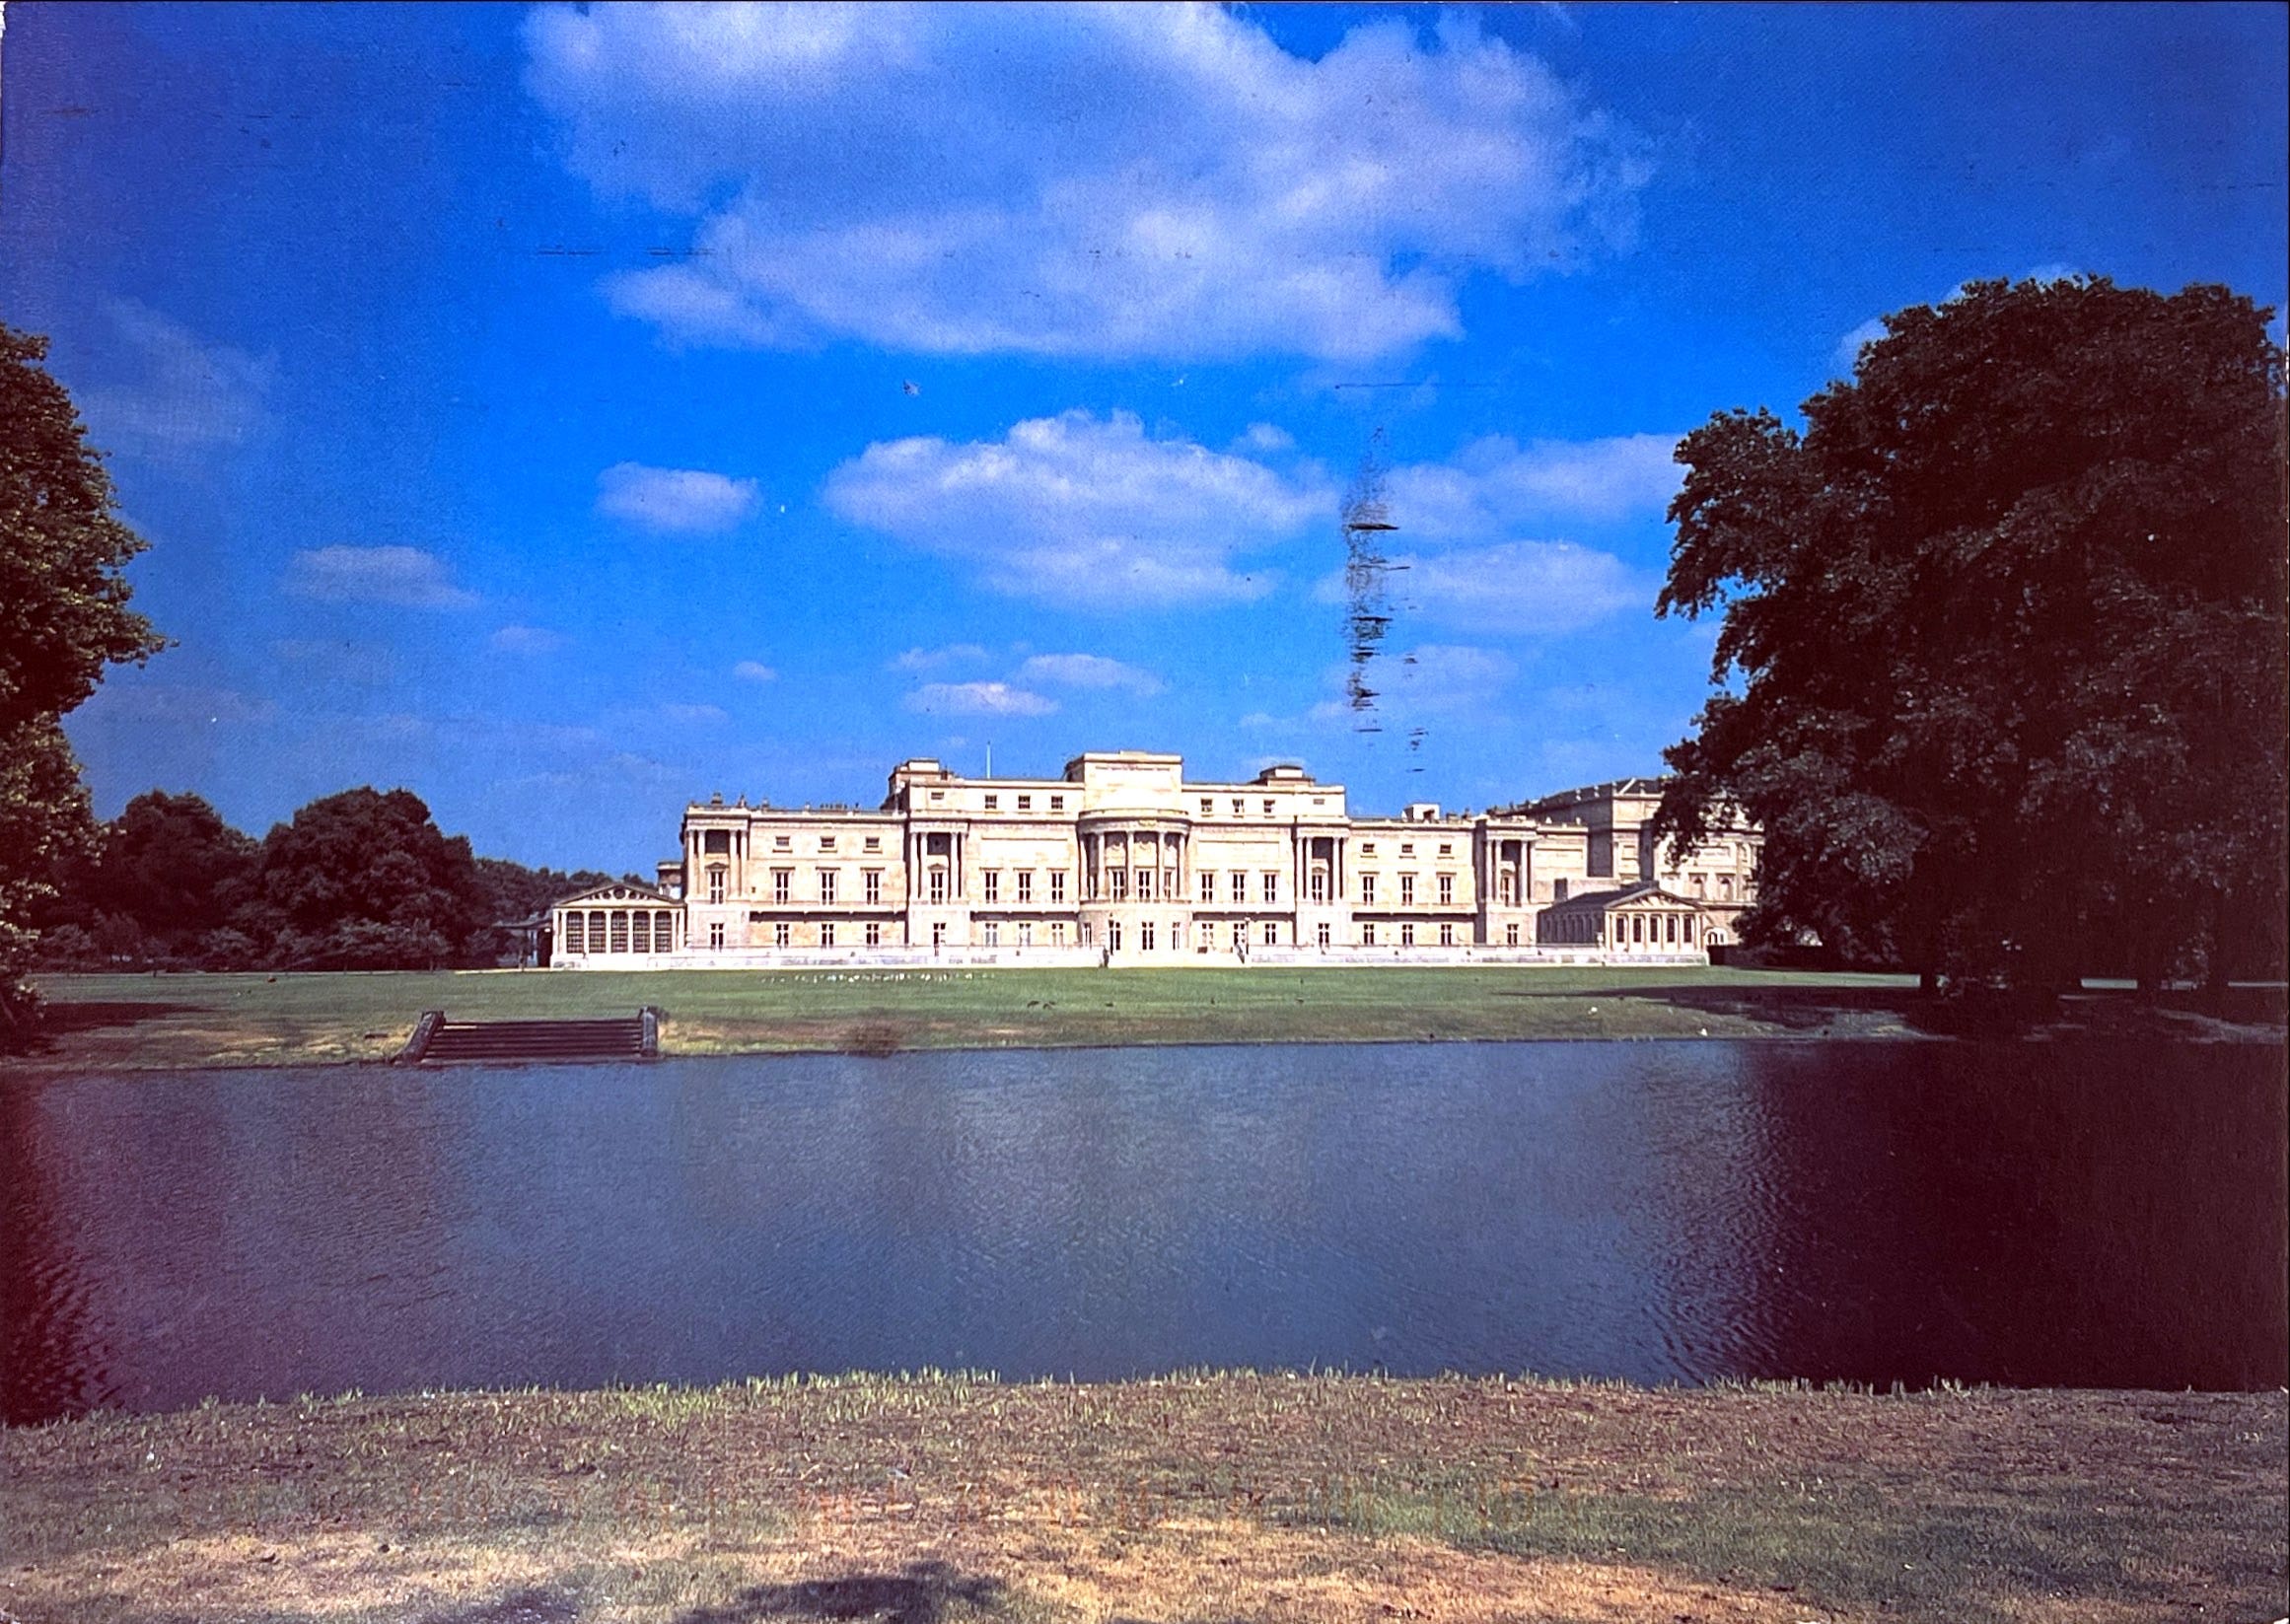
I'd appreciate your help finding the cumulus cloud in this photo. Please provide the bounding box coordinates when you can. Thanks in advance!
[596,461,760,532]
[890,643,991,672]
[490,625,565,654]
[1015,653,1164,695]
[78,299,274,459]
[284,545,478,608]
[1833,316,1889,374]
[1385,433,1682,538]
[524,4,1648,362]
[826,409,1328,607]
[733,659,778,682]
[1320,539,1650,635]
[904,681,1058,717]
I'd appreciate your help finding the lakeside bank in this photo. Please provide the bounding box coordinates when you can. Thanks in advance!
[3,1374,2281,1623]
[16,966,2281,1072]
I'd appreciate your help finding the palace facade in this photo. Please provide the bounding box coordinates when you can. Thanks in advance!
[547,751,1760,969]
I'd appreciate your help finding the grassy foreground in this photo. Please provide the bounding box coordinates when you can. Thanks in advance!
[18,964,2280,1071]
[1,1374,2281,1623]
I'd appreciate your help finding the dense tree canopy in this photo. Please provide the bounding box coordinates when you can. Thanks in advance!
[240,788,496,970]
[1654,277,2288,989]
[1,322,166,1042]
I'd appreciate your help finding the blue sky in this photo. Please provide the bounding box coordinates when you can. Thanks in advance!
[5,2,2283,871]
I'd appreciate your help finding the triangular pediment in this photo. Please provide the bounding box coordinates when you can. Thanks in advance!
[552,883,677,909]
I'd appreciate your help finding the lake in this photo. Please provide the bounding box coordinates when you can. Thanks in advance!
[2,1040,2282,1423]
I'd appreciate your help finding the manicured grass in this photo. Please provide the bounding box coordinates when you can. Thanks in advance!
[11,964,1947,1071]
[3,1374,2280,1622]
[17,963,2280,1071]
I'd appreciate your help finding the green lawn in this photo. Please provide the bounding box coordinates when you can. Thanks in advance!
[15,963,1937,1070]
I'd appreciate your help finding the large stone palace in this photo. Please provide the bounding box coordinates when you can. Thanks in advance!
[544,751,1761,969]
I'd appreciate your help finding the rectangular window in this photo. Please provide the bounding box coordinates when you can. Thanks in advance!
[657,914,675,952]
[1111,869,1128,901]
[709,921,725,950]
[1317,922,1331,948]
[708,869,726,904]
[1506,923,1520,947]
[821,921,835,948]
[1261,873,1278,904]
[1049,795,1064,810]
[1400,874,1416,905]
[1438,874,1455,905]
[983,870,1000,903]
[1050,921,1066,946]
[774,921,791,948]
[632,913,650,953]
[1439,843,1453,857]
[1017,795,1032,811]
[1137,867,1156,901]
[820,835,836,852]
[1668,913,1680,944]
[1360,874,1377,905]
[1108,921,1122,952]
[1230,871,1247,902]
[1500,873,1517,905]
[1439,922,1454,947]
[1554,878,1568,903]
[1019,921,1034,947]
[984,922,1000,946]
[1018,870,1034,903]
[1400,923,1415,947]
[1232,798,1245,814]
[1141,921,1156,952]
[866,921,882,947]
[609,912,628,953]
[932,922,945,947]
[1232,921,1247,949]
[1310,872,1327,903]
[1200,797,1214,814]
[864,835,881,852]
[564,914,585,953]
[1720,874,1735,899]
[1363,922,1378,946]
[819,869,837,904]
[703,829,731,855]
[983,794,998,811]
[1049,871,1067,903]
[1199,872,1215,901]
[1262,921,1277,947]
[1262,799,1274,813]
[864,869,883,903]
[929,871,948,904]
[773,869,792,904]
[774,834,791,850]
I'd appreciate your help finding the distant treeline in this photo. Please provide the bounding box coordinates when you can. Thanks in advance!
[34,787,630,971]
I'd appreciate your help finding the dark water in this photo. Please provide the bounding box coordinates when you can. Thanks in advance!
[2,1041,2282,1423]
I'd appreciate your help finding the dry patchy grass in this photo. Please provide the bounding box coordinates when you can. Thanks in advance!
[3,1374,2281,1623]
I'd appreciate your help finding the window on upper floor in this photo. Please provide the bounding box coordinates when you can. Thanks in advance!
[983,795,999,811]
[1261,873,1278,904]
[1049,870,1067,903]
[773,869,792,904]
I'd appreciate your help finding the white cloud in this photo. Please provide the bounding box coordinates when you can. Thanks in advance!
[525,4,1647,362]
[660,702,730,724]
[826,409,1328,608]
[490,625,565,654]
[283,546,477,608]
[904,681,1058,717]
[1382,643,1515,712]
[890,643,991,672]
[1015,653,1164,695]
[733,659,778,682]
[1385,433,1682,539]
[1236,423,1296,454]
[596,461,759,533]
[1833,316,1888,373]
[79,300,274,459]
[1320,540,1650,635]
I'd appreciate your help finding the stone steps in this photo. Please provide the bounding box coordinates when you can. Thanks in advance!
[399,1010,658,1065]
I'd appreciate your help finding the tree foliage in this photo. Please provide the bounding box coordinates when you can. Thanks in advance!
[239,788,496,970]
[1654,277,2288,988]
[1,323,166,1042]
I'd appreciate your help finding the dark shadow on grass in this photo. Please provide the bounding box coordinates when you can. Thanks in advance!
[1495,979,1926,1032]
[675,1562,1007,1623]
[30,1000,207,1035]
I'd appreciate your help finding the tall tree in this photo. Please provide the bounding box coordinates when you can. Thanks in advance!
[1654,277,2288,991]
[1,323,167,1043]
[242,787,496,969]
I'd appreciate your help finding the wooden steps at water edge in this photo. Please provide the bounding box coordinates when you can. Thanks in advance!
[398,1008,660,1065]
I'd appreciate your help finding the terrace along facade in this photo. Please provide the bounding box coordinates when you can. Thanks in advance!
[548,751,1762,969]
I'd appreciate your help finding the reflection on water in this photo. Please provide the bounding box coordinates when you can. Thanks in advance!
[2,1040,2282,1422]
